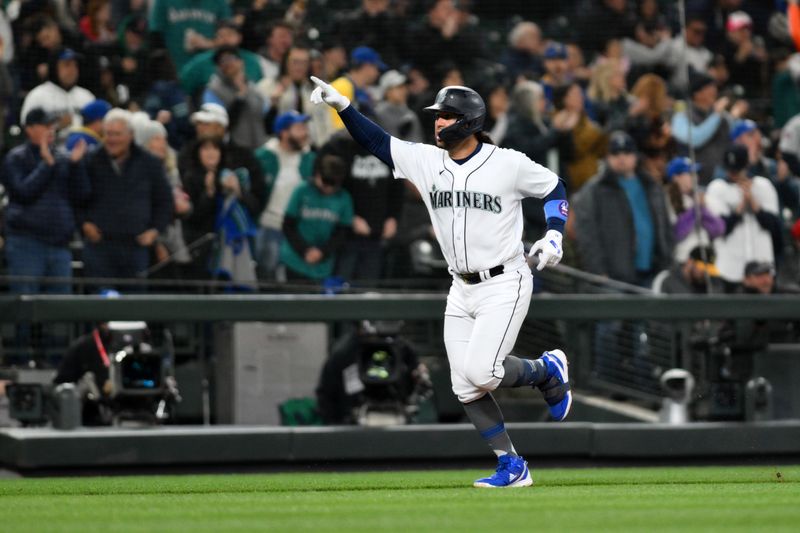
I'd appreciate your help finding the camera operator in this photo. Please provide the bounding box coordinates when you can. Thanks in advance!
[315,320,431,425]
[53,323,115,425]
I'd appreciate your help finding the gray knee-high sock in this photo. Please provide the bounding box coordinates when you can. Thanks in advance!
[463,393,517,457]
[500,355,548,388]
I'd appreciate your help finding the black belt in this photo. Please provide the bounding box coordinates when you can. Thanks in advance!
[457,265,504,285]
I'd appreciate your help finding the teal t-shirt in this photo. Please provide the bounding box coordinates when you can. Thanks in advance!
[617,176,655,272]
[179,48,265,96]
[280,182,354,280]
[149,0,232,69]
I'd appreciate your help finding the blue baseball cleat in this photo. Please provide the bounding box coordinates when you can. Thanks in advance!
[537,349,572,421]
[473,454,533,488]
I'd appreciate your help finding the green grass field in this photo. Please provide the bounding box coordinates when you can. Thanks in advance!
[1,465,799,532]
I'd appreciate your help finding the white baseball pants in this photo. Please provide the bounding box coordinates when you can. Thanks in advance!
[443,265,533,403]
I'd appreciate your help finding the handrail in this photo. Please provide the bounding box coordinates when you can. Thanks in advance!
[1,293,799,321]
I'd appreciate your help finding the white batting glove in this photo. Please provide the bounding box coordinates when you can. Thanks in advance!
[530,230,563,271]
[309,76,350,112]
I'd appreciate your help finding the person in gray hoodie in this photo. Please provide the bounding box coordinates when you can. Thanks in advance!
[201,46,267,150]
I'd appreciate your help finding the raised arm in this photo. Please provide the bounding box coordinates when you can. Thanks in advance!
[309,76,393,168]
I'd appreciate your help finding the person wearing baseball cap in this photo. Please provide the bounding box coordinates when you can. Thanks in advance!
[189,102,230,140]
[253,110,315,280]
[541,42,570,102]
[664,156,726,262]
[722,10,768,98]
[65,99,112,150]
[20,47,95,142]
[326,46,385,131]
[178,100,266,278]
[1,106,90,294]
[725,120,789,212]
[656,245,722,295]
[572,130,673,287]
[374,70,424,142]
[704,143,781,288]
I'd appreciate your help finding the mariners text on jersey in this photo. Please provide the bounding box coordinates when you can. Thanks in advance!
[429,188,502,213]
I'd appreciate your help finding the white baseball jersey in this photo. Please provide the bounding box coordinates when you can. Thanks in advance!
[390,138,559,273]
[705,175,779,282]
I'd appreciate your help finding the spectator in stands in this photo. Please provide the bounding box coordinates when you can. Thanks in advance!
[624,13,713,92]
[179,104,265,278]
[0,6,13,68]
[0,32,10,154]
[722,11,769,97]
[317,39,348,82]
[142,50,194,150]
[407,0,484,82]
[552,82,607,191]
[575,0,637,56]
[333,0,406,68]
[671,69,739,185]
[1,108,90,294]
[254,111,316,280]
[587,60,631,132]
[257,44,334,147]
[321,124,404,282]
[503,80,574,173]
[148,0,231,70]
[566,42,593,86]
[179,19,267,101]
[625,73,675,180]
[727,120,800,218]
[771,51,800,130]
[328,46,385,131]
[280,154,354,283]
[257,21,294,82]
[664,156,726,262]
[572,131,673,286]
[500,21,545,82]
[239,1,287,53]
[202,45,267,150]
[655,245,723,294]
[106,14,151,105]
[20,48,95,144]
[705,144,781,289]
[66,99,111,150]
[482,84,510,146]
[374,70,424,143]
[79,0,114,44]
[541,42,571,107]
[503,80,574,241]
[134,119,192,277]
[16,15,81,92]
[81,109,173,287]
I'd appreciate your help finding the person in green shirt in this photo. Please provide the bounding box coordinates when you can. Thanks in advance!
[178,19,266,99]
[280,154,354,282]
[149,0,232,70]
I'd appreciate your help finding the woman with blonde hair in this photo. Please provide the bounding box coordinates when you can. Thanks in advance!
[587,59,631,132]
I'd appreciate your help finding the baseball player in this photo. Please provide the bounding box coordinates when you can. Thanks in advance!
[310,76,571,488]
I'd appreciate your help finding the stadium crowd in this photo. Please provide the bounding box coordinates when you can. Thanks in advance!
[1,0,800,296]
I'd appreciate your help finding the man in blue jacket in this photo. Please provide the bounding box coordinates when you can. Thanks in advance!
[81,109,173,288]
[1,108,90,294]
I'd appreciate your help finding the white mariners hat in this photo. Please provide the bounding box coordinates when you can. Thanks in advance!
[191,103,229,127]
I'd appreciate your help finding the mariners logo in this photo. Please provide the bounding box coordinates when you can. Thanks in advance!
[558,200,568,217]
[429,187,502,214]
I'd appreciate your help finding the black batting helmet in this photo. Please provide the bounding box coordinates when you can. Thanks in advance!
[424,85,486,143]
